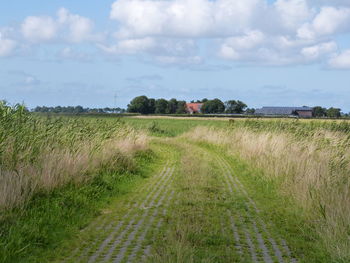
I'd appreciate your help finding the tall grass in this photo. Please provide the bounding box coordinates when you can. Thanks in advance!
[0,102,148,211]
[184,120,350,261]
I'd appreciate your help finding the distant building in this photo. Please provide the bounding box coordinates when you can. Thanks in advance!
[186,103,203,114]
[255,106,313,117]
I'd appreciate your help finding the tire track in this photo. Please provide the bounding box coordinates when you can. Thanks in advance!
[217,154,296,263]
[218,157,258,262]
[62,164,170,263]
[62,163,172,263]
[86,166,174,262]
[113,189,175,263]
[126,189,177,263]
[104,167,175,262]
[227,210,243,255]
[217,156,278,262]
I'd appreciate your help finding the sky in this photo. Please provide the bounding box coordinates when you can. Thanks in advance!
[0,0,349,111]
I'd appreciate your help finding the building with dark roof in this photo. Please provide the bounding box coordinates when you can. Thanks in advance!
[255,106,313,117]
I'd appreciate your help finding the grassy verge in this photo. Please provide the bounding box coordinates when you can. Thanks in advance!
[194,141,335,263]
[0,149,156,263]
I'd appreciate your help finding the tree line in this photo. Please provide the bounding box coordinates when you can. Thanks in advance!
[33,106,126,114]
[312,106,342,118]
[127,96,251,114]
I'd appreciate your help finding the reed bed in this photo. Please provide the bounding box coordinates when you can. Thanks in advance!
[0,102,148,211]
[184,120,350,261]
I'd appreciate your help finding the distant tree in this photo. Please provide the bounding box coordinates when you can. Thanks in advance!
[201,98,208,103]
[127,95,151,114]
[190,100,195,103]
[53,106,62,113]
[326,107,341,118]
[148,98,156,114]
[176,101,187,114]
[225,100,247,114]
[168,98,178,114]
[313,106,327,117]
[202,99,225,114]
[155,99,169,114]
[74,105,84,114]
[245,108,255,114]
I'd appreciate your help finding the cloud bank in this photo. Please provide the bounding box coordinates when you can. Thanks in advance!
[0,1,350,69]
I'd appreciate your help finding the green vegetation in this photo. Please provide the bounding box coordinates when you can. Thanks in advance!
[33,106,126,114]
[184,119,350,262]
[0,102,149,262]
[123,117,228,137]
[127,96,187,114]
[126,96,250,115]
[201,98,225,114]
[0,150,153,263]
[224,100,247,114]
[150,140,331,262]
[126,117,350,262]
[2,111,350,262]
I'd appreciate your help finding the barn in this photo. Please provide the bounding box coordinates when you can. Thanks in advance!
[255,106,313,117]
[186,103,203,114]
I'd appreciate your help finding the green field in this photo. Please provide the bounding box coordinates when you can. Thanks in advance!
[1,107,349,263]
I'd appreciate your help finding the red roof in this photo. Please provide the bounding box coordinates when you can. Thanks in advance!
[186,103,203,113]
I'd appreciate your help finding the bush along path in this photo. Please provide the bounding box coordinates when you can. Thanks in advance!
[57,138,327,263]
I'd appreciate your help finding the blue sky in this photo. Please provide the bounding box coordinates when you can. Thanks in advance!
[0,0,349,111]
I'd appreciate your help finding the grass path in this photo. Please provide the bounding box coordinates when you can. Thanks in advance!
[57,138,299,263]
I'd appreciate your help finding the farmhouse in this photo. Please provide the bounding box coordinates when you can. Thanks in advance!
[186,103,203,114]
[255,106,313,117]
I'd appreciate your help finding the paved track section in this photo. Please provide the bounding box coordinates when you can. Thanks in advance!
[61,163,176,263]
[59,141,298,263]
[215,154,297,263]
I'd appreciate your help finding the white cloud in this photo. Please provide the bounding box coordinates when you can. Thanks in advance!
[21,16,57,42]
[1,1,349,68]
[21,8,95,43]
[329,49,350,69]
[155,55,202,65]
[297,7,350,39]
[0,32,16,56]
[218,30,265,60]
[98,37,197,58]
[301,41,337,60]
[218,34,337,65]
[57,8,94,43]
[110,0,263,38]
[274,0,313,30]
[108,0,346,66]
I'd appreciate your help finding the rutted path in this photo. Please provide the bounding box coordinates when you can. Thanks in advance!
[59,140,297,263]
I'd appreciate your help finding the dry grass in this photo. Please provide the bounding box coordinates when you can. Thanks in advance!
[0,124,148,211]
[184,126,350,260]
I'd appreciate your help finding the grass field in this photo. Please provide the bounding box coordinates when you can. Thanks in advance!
[1,110,349,262]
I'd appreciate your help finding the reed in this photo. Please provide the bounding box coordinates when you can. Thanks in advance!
[0,102,148,210]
